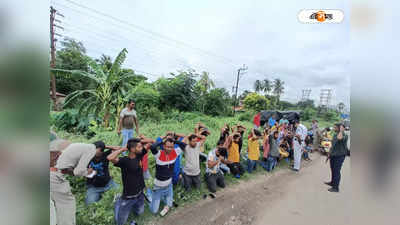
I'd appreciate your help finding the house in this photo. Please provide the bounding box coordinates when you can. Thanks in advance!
[50,91,66,111]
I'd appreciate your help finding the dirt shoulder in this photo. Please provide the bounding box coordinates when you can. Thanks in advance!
[149,154,327,225]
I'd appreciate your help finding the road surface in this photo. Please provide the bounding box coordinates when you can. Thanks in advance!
[152,153,351,225]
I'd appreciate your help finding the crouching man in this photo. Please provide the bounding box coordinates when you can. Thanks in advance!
[205,146,229,198]
[50,140,107,225]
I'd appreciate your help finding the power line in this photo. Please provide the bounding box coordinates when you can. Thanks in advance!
[50,6,64,110]
[58,0,238,67]
[233,64,248,115]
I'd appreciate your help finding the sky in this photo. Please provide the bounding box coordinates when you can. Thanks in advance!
[50,0,350,109]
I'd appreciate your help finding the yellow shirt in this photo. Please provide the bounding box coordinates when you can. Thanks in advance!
[228,142,240,163]
[248,138,260,160]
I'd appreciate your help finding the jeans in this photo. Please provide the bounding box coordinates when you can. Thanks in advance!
[147,183,173,214]
[260,156,277,172]
[85,179,118,205]
[330,155,346,189]
[220,163,230,174]
[114,193,145,225]
[247,159,257,173]
[121,129,134,148]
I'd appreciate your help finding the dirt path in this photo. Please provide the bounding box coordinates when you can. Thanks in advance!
[150,154,351,225]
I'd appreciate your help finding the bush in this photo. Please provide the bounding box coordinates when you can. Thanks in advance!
[50,109,101,135]
[139,106,164,121]
[238,110,256,122]
[301,107,317,121]
[243,93,270,111]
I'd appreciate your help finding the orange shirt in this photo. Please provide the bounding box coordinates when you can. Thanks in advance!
[228,142,240,163]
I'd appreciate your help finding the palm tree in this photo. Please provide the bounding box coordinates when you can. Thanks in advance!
[197,71,215,112]
[273,78,285,107]
[54,48,136,128]
[254,80,263,93]
[198,71,215,93]
[263,79,272,96]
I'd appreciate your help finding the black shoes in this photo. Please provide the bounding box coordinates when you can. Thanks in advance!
[324,182,333,186]
[290,167,299,172]
[328,187,339,193]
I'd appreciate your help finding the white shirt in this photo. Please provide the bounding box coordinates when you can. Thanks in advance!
[296,124,308,142]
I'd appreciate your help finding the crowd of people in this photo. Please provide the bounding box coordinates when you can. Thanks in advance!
[50,100,349,225]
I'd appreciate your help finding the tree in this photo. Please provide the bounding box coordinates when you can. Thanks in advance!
[155,69,198,112]
[243,92,270,112]
[297,99,315,109]
[280,100,296,110]
[55,37,93,95]
[55,48,137,128]
[96,54,113,72]
[203,88,232,116]
[272,78,285,106]
[254,80,263,93]
[196,71,215,113]
[239,90,252,101]
[263,79,272,95]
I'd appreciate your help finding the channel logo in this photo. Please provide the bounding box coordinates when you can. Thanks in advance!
[298,9,344,24]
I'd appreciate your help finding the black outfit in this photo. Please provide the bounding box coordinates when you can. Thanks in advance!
[87,150,112,187]
[227,163,244,176]
[205,172,225,193]
[238,131,245,154]
[115,149,147,198]
[329,132,348,190]
[183,173,201,191]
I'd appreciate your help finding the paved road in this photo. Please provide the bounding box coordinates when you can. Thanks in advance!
[254,155,351,225]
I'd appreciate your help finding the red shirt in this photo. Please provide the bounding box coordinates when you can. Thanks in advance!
[142,152,149,171]
[253,113,261,127]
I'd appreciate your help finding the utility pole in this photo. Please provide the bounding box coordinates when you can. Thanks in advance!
[233,64,248,116]
[50,6,63,110]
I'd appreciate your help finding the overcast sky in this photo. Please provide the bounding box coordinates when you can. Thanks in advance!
[51,0,350,108]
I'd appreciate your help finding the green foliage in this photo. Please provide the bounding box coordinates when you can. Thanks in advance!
[202,88,232,116]
[55,38,93,95]
[128,82,161,110]
[55,48,139,128]
[50,109,99,134]
[324,110,339,122]
[238,110,257,122]
[297,99,315,109]
[301,107,317,121]
[243,92,270,111]
[279,100,296,110]
[155,70,198,112]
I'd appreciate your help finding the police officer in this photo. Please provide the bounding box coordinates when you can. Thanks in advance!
[325,123,348,192]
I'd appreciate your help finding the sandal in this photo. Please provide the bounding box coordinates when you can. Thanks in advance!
[160,206,170,217]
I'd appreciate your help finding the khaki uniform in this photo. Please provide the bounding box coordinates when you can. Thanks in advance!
[50,143,96,225]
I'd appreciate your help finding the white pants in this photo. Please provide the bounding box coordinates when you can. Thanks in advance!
[293,139,303,170]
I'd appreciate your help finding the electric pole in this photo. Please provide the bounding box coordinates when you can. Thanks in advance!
[233,64,248,116]
[50,6,63,110]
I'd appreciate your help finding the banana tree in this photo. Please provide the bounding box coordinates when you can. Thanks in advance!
[53,48,136,128]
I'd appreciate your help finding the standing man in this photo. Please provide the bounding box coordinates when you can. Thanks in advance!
[325,123,348,193]
[108,138,148,225]
[118,99,139,148]
[292,120,307,172]
[311,120,321,153]
[50,140,109,225]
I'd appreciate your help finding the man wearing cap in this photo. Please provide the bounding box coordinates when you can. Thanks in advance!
[292,120,308,172]
[325,123,348,192]
[50,140,118,225]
